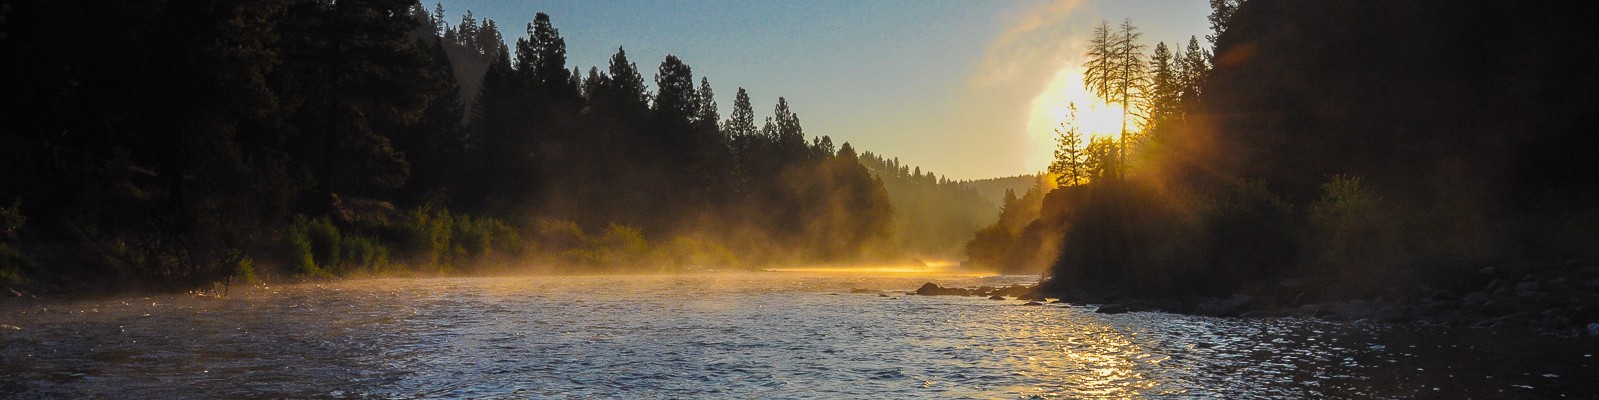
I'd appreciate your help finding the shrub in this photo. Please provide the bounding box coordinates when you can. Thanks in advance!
[1306,175,1403,287]
[289,215,339,277]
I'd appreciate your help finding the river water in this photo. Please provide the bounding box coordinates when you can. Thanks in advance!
[2,270,1596,399]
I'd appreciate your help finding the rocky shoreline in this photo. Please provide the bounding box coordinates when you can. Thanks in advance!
[911,260,1599,338]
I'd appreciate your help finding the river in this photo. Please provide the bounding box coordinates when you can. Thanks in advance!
[2,270,1596,398]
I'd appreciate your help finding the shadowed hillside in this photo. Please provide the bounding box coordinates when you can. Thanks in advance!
[1030,0,1599,328]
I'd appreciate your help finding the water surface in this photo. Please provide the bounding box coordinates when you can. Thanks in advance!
[2,272,1596,398]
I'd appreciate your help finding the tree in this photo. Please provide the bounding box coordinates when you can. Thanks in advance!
[1084,136,1119,180]
[694,78,720,128]
[653,55,699,121]
[605,47,650,111]
[723,87,757,138]
[516,12,573,97]
[1178,36,1210,111]
[1207,0,1240,46]
[1049,102,1087,187]
[1146,42,1179,131]
[1082,19,1146,179]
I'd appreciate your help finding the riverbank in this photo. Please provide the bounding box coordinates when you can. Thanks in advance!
[915,259,1599,338]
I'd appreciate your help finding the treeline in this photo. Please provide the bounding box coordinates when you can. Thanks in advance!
[857,152,992,260]
[0,0,894,292]
[1014,0,1599,302]
[964,176,1057,274]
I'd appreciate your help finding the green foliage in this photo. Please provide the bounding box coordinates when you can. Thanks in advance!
[287,215,391,277]
[0,198,24,284]
[0,243,29,285]
[232,257,258,284]
[0,198,23,240]
[1,4,912,292]
[289,216,339,277]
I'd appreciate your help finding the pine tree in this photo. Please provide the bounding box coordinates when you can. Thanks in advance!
[695,77,719,127]
[1083,19,1146,179]
[606,47,649,111]
[1146,42,1179,132]
[1207,0,1239,46]
[653,55,698,121]
[723,87,757,138]
[1178,36,1210,111]
[517,12,572,95]
[1049,102,1087,187]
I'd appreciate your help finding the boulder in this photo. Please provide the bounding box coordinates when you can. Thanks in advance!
[915,283,972,296]
[1023,301,1044,306]
[1486,279,1512,295]
[1095,304,1130,314]
[1194,294,1255,317]
[988,295,1007,300]
[1460,291,1494,315]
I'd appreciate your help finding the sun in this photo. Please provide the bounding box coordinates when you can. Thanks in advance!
[1026,65,1134,168]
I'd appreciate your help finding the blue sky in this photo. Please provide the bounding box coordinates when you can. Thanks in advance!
[434,0,1211,180]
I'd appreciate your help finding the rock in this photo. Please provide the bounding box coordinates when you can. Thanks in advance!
[878,294,889,297]
[1023,301,1044,306]
[988,295,1007,300]
[1461,291,1492,314]
[1096,304,1130,314]
[1194,293,1254,317]
[1487,279,1512,295]
[1539,308,1572,328]
[1475,312,1532,329]
[1375,305,1412,323]
[1016,293,1041,301]
[915,283,972,296]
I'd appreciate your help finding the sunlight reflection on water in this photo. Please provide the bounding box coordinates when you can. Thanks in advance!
[1,272,1596,398]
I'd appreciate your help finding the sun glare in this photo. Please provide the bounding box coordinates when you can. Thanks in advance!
[1027,65,1132,168]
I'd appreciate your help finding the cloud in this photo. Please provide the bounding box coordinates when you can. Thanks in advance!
[969,0,1088,89]
[950,0,1093,174]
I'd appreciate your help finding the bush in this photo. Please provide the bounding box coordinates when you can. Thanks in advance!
[288,215,391,277]
[1306,175,1403,287]
[0,199,27,284]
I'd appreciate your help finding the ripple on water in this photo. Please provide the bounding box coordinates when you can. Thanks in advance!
[2,273,1598,398]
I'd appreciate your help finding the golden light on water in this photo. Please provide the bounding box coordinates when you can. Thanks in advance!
[764,260,978,275]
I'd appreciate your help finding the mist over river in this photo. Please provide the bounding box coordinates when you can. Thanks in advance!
[2,270,1597,398]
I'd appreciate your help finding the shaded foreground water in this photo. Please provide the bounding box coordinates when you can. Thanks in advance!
[2,271,1597,398]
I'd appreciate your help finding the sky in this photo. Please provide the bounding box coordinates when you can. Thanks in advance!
[434,0,1212,180]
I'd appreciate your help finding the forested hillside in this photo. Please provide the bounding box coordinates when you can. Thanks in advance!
[1024,0,1599,311]
[857,152,992,260]
[0,0,895,292]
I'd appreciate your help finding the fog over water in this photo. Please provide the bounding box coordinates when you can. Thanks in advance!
[2,271,1597,398]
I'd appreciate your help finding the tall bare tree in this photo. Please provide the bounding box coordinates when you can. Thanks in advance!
[1082,19,1146,179]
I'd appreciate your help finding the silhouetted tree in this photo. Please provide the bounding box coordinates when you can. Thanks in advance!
[1083,19,1146,179]
[1049,103,1088,187]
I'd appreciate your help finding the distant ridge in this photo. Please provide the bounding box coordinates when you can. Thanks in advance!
[963,174,1042,206]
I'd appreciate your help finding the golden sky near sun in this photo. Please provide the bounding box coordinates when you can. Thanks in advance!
[1028,65,1133,144]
